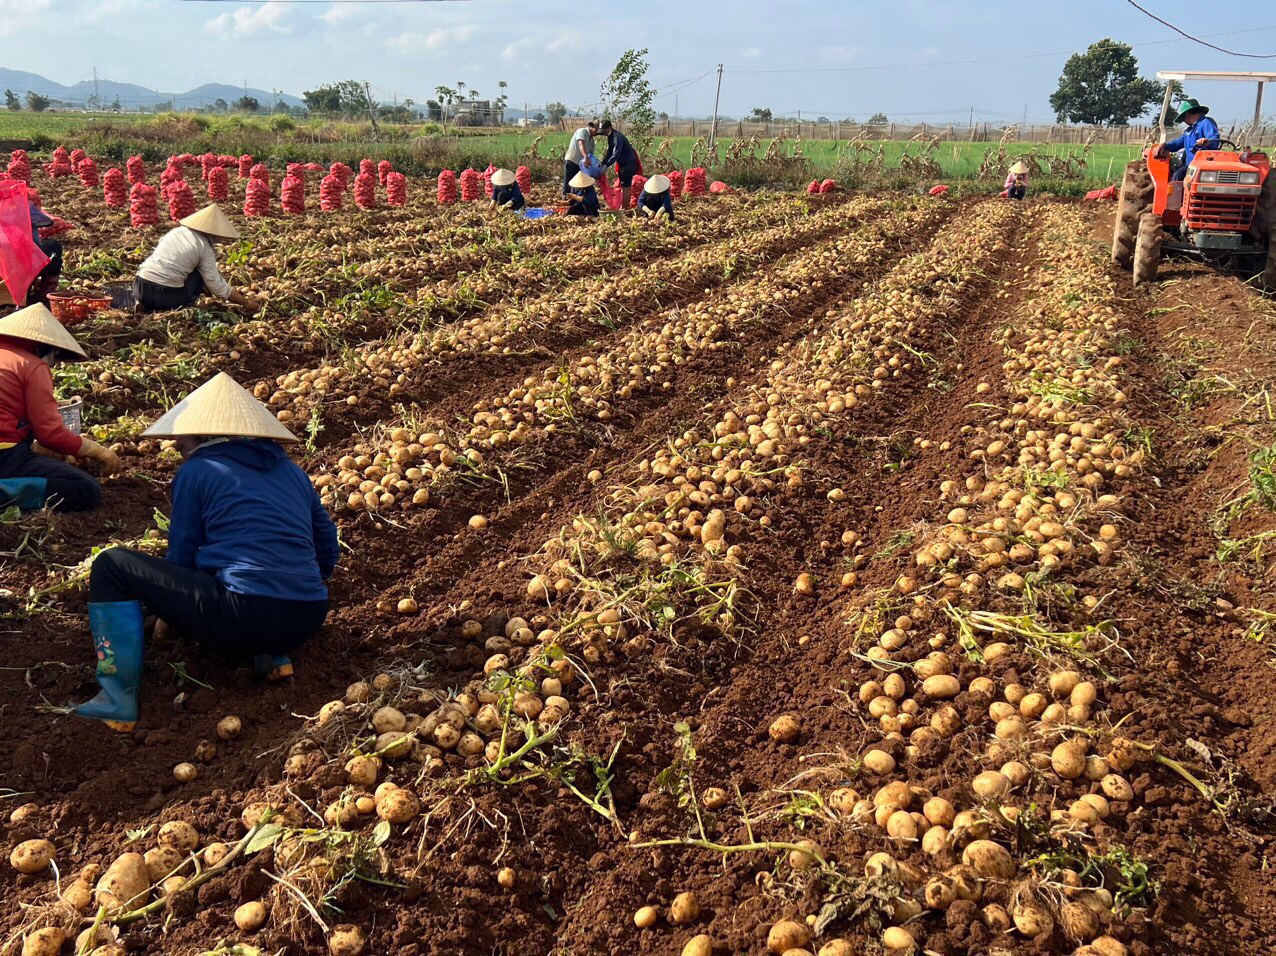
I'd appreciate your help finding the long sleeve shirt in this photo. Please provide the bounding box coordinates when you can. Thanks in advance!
[136,226,232,299]
[1165,117,1221,167]
[0,339,82,456]
[601,132,638,171]
[1004,172,1027,192]
[637,190,675,221]
[491,183,526,210]
[167,439,338,602]
[566,187,600,217]
[564,127,595,164]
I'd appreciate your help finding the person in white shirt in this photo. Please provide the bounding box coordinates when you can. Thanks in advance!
[133,204,262,313]
[562,119,598,196]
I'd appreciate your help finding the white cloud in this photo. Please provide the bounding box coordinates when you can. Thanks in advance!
[387,24,478,55]
[818,45,860,65]
[320,5,357,24]
[545,34,581,55]
[0,0,51,37]
[501,37,535,62]
[740,47,762,60]
[205,2,291,39]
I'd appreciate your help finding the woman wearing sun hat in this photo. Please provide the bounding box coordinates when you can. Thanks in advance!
[1002,161,1031,201]
[0,304,122,512]
[133,204,263,313]
[564,170,600,218]
[489,168,526,211]
[70,372,339,730]
[635,174,676,221]
[1156,97,1220,182]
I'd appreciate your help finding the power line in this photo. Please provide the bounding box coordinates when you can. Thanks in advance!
[725,24,1276,75]
[174,0,475,4]
[1124,1,1276,58]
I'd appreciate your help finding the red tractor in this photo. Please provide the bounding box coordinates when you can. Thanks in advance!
[1112,71,1276,289]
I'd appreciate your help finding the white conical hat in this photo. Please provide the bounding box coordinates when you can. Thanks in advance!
[143,372,297,441]
[644,174,671,195]
[1009,161,1029,175]
[0,303,87,359]
[569,171,596,189]
[180,204,240,240]
[491,168,516,187]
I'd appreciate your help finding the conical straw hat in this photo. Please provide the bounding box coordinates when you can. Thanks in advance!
[1009,161,1029,175]
[0,303,87,359]
[143,372,297,441]
[180,204,240,240]
[644,174,671,194]
[569,171,596,189]
[491,168,516,187]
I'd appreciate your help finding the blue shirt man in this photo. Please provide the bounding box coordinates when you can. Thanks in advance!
[1162,98,1220,182]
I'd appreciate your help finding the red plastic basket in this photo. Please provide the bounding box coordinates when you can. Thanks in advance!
[47,291,111,327]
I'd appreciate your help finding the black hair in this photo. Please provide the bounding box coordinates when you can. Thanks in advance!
[599,120,614,132]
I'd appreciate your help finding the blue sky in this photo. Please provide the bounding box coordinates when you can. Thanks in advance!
[4,0,1275,124]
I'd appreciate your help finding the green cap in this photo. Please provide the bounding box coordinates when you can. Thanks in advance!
[1174,98,1209,124]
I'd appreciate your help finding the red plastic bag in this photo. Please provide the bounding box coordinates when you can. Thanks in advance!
[928,184,950,197]
[0,180,49,305]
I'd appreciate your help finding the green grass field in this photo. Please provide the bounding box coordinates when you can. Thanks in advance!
[0,111,1139,182]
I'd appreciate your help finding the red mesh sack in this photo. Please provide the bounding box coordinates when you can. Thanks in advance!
[304,162,325,175]
[378,160,393,185]
[710,180,732,194]
[819,179,836,194]
[459,169,482,202]
[319,173,344,212]
[359,159,374,180]
[628,175,647,207]
[354,172,377,210]
[200,153,215,181]
[69,148,86,166]
[77,158,99,189]
[52,147,70,164]
[329,162,353,186]
[250,163,270,187]
[103,168,128,208]
[218,154,237,168]
[167,180,197,222]
[126,155,145,185]
[806,180,822,195]
[287,162,305,183]
[385,172,407,207]
[7,155,31,183]
[683,168,707,197]
[129,183,159,227]
[207,165,229,202]
[238,154,254,179]
[281,175,305,215]
[515,165,532,195]
[437,170,457,205]
[928,184,950,197]
[160,164,183,193]
[667,170,682,199]
[244,178,271,217]
[483,164,496,197]
[176,153,195,166]
[44,160,74,178]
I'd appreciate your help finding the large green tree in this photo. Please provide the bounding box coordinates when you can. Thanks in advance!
[1049,39,1164,126]
[600,49,657,146]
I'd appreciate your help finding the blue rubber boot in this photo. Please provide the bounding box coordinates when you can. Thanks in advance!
[253,654,294,681]
[73,601,143,732]
[0,477,47,510]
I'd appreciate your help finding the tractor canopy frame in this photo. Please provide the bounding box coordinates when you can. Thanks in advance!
[1155,71,1276,144]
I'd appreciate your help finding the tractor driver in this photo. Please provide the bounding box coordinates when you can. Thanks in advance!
[1156,97,1220,182]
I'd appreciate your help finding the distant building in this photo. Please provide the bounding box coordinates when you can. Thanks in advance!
[454,99,503,127]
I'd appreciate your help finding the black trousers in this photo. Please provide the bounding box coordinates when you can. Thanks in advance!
[563,160,581,195]
[89,548,328,657]
[0,441,101,511]
[133,272,204,312]
[1008,185,1027,201]
[30,238,62,305]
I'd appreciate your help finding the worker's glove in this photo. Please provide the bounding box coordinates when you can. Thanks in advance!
[78,437,124,476]
[502,201,514,209]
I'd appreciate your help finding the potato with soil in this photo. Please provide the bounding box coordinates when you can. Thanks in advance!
[767,920,811,954]
[20,927,64,956]
[329,924,366,956]
[96,852,151,913]
[9,839,56,875]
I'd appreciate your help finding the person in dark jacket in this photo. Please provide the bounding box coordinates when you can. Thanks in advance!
[565,171,600,217]
[636,175,675,222]
[28,203,62,307]
[70,372,339,731]
[0,304,122,512]
[599,120,641,212]
[490,168,526,211]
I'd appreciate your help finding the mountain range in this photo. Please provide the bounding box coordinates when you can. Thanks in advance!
[0,69,304,111]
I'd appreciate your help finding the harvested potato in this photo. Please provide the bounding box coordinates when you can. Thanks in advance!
[882,926,914,951]
[376,788,420,824]
[768,715,800,743]
[817,942,855,956]
[173,762,198,783]
[144,846,186,883]
[61,878,93,911]
[96,852,150,913]
[235,900,268,932]
[669,891,701,925]
[158,820,199,852]
[21,927,64,956]
[9,839,55,875]
[767,920,811,954]
[961,840,1016,880]
[682,935,714,956]
[328,924,366,956]
[217,715,243,740]
[496,867,516,889]
[634,905,658,928]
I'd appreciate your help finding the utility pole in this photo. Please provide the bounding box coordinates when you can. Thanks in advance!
[969,106,973,128]
[708,63,724,150]
[364,81,380,140]
[92,66,100,106]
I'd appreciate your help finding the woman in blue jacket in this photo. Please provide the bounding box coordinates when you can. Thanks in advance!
[565,171,600,218]
[71,372,339,731]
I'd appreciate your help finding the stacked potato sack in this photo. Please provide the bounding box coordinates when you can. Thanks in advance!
[167,180,197,222]
[354,171,377,210]
[126,155,145,185]
[160,164,184,197]
[710,180,732,194]
[175,153,196,166]
[44,146,74,177]
[218,154,239,169]
[7,150,31,183]
[667,170,682,199]
[437,170,458,205]
[329,162,353,186]
[103,168,128,207]
[250,163,270,188]
[819,179,837,194]
[76,158,99,189]
[244,177,271,217]
[304,162,326,176]
[483,164,496,196]
[69,148,86,166]
[806,179,822,195]
[238,154,254,179]
[515,165,532,196]
[385,171,407,207]
[207,165,229,202]
[287,162,306,183]
[683,167,707,196]
[129,183,160,227]
[200,153,216,181]
[319,172,345,211]
[378,160,393,185]
[459,169,482,202]
[359,159,375,180]
[281,175,305,215]
[628,174,647,207]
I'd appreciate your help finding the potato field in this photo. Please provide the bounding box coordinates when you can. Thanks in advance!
[2,157,1275,956]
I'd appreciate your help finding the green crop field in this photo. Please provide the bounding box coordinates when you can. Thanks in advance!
[0,111,1139,183]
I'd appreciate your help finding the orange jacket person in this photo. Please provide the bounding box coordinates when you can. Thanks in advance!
[0,304,122,511]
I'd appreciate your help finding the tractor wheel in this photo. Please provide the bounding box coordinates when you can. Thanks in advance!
[1253,172,1276,244]
[1112,160,1154,269]
[1262,240,1276,292]
[1133,212,1163,287]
